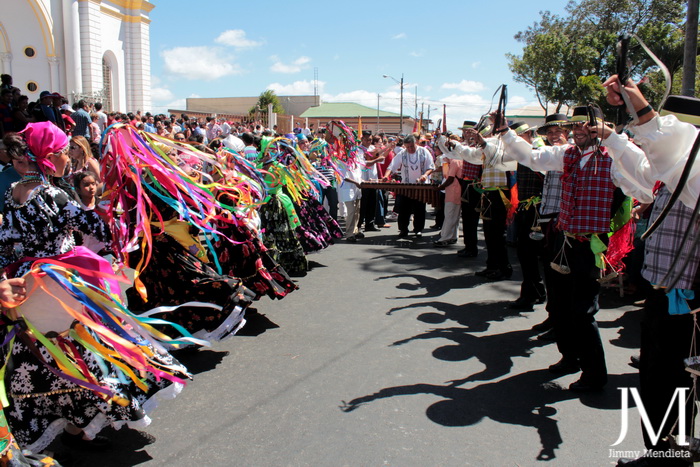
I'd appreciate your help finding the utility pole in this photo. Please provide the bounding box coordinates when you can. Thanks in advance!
[414,86,418,119]
[377,93,380,133]
[682,0,699,96]
[383,73,404,134]
[399,75,404,134]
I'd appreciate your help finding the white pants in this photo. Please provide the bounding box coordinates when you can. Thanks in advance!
[344,199,361,237]
[438,202,461,242]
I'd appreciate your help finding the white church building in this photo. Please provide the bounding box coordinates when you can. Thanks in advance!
[0,0,154,112]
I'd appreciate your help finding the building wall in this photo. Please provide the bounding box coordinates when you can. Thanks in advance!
[186,95,321,117]
[0,0,153,112]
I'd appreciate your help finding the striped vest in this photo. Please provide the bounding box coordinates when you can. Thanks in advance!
[557,145,615,234]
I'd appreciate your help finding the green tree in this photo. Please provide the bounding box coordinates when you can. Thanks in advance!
[249,90,285,116]
[508,0,687,115]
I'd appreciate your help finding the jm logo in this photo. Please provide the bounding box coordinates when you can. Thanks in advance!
[612,387,689,446]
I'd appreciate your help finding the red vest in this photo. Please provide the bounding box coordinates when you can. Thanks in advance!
[460,161,482,181]
[557,145,615,234]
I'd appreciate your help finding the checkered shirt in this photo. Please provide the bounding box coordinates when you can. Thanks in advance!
[480,166,509,189]
[517,164,544,200]
[643,186,700,290]
[460,161,482,181]
[557,145,615,234]
[540,171,563,216]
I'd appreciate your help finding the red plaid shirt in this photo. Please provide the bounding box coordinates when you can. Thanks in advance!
[557,145,615,234]
[460,161,482,181]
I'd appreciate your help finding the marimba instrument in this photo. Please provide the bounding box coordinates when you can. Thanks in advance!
[360,182,441,207]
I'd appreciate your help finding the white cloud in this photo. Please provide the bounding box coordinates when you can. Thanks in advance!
[151,93,201,114]
[441,80,486,93]
[151,86,174,102]
[215,29,261,49]
[161,47,241,80]
[323,90,381,107]
[267,80,324,95]
[392,33,406,40]
[409,50,424,57]
[471,61,481,69]
[270,55,311,74]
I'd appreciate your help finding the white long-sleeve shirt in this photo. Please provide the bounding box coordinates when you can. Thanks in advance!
[499,129,653,204]
[617,114,700,209]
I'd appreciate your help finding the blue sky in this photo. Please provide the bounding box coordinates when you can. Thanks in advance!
[148,0,570,131]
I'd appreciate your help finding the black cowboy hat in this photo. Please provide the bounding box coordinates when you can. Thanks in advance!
[536,113,571,135]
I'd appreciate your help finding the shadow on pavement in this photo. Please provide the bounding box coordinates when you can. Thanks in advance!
[377,272,482,300]
[341,370,638,462]
[599,307,643,350]
[236,309,280,337]
[387,300,525,333]
[172,349,230,375]
[50,427,155,466]
[392,327,550,383]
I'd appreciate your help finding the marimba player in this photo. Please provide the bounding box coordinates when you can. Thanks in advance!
[382,134,435,238]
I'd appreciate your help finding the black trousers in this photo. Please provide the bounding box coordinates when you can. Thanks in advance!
[547,233,607,384]
[433,191,445,228]
[639,288,697,455]
[359,188,377,228]
[515,206,545,301]
[481,189,510,272]
[397,194,426,234]
[321,186,338,221]
[459,179,480,253]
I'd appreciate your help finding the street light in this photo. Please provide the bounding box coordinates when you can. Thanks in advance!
[383,73,404,134]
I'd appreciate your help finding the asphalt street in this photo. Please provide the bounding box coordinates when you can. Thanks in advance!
[66,218,648,467]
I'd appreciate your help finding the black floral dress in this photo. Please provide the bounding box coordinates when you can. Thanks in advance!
[258,195,308,276]
[291,192,343,253]
[0,183,186,452]
[125,232,257,340]
[211,216,298,301]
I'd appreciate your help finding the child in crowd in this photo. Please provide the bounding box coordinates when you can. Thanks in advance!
[74,170,98,209]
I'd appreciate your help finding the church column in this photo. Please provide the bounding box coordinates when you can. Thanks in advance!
[0,53,11,76]
[48,57,60,92]
[62,0,82,98]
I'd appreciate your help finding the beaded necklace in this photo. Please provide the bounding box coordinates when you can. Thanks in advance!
[17,170,44,186]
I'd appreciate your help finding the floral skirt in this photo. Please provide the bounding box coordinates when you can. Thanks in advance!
[212,220,297,300]
[126,234,256,339]
[2,331,185,452]
[258,195,308,276]
[293,195,343,253]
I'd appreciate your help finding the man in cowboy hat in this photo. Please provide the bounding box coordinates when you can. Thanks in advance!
[508,121,547,309]
[601,77,700,466]
[526,113,571,337]
[456,120,483,258]
[492,106,617,392]
[438,121,514,281]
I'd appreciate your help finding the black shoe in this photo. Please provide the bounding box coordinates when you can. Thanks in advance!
[365,225,380,232]
[537,328,557,341]
[531,317,553,332]
[629,354,640,369]
[61,432,112,451]
[569,378,605,392]
[548,358,580,375]
[475,268,497,277]
[485,269,510,281]
[398,231,408,238]
[457,248,478,258]
[345,236,357,243]
[355,232,365,239]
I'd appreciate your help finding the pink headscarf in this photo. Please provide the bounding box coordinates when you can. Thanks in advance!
[19,122,69,173]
